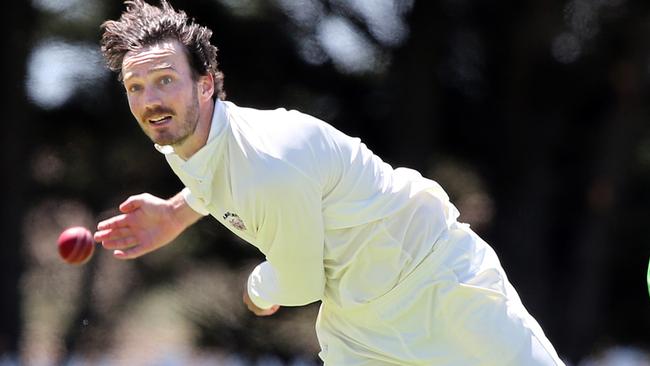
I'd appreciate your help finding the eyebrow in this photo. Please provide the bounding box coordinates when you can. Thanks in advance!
[123,65,178,82]
[151,64,177,72]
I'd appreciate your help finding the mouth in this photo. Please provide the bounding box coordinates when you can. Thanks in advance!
[147,116,172,125]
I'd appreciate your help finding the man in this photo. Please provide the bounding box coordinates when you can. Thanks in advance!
[95,1,565,364]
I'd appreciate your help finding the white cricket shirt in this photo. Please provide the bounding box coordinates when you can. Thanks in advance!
[155,99,460,310]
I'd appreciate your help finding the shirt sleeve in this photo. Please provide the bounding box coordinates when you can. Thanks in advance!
[247,261,279,309]
[180,187,210,216]
[246,172,325,308]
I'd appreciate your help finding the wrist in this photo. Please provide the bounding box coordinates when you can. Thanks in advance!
[169,191,203,230]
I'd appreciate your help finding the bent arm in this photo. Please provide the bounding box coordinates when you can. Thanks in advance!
[246,175,325,308]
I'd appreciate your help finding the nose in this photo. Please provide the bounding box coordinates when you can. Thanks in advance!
[142,85,162,110]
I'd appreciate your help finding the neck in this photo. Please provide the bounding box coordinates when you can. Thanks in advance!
[175,100,215,160]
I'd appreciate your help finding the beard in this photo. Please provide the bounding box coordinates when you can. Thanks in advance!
[142,88,200,147]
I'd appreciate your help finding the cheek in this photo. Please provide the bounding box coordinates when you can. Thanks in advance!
[126,96,141,118]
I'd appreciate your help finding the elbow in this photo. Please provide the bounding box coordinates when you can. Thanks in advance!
[279,278,324,306]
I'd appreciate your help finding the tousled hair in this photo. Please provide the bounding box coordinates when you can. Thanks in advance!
[100,0,225,100]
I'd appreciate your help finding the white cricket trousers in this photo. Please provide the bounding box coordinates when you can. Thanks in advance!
[315,224,565,365]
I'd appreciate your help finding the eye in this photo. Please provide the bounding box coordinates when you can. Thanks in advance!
[160,76,173,85]
[127,84,142,93]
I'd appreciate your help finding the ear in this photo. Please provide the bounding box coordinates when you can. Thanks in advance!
[198,73,214,102]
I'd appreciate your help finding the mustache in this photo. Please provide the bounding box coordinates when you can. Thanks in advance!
[142,106,175,121]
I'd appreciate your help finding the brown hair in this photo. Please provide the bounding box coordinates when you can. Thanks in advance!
[100,0,225,100]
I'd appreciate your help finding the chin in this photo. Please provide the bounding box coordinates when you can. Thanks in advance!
[147,134,174,146]
[153,134,190,147]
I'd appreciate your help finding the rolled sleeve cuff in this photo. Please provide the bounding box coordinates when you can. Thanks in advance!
[247,262,277,310]
[180,187,210,216]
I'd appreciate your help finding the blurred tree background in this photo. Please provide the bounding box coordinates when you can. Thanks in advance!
[1,0,649,365]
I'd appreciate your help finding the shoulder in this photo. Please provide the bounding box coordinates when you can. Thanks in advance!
[226,101,333,142]
[229,101,339,161]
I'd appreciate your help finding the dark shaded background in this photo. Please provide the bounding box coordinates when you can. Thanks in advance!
[2,0,649,365]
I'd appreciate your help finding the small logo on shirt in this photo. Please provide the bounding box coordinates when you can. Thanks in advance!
[223,211,247,231]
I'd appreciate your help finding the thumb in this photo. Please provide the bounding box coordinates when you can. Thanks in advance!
[113,247,147,260]
[119,195,144,213]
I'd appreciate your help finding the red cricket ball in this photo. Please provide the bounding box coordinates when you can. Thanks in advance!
[57,226,95,265]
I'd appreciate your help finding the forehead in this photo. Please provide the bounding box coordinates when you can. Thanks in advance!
[122,40,189,79]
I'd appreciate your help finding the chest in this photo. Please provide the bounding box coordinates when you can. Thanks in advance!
[182,152,260,245]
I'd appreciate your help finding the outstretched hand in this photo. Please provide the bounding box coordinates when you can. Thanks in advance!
[94,192,199,259]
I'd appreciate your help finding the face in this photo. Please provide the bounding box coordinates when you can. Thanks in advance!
[122,40,202,147]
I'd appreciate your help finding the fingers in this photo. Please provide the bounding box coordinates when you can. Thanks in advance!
[94,194,155,260]
[255,305,280,317]
[96,231,148,260]
[112,244,153,260]
[242,290,280,316]
[99,234,138,250]
[97,214,129,231]
[99,194,149,229]
[94,226,130,242]
[95,226,137,247]
[95,226,140,260]
[119,195,145,213]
